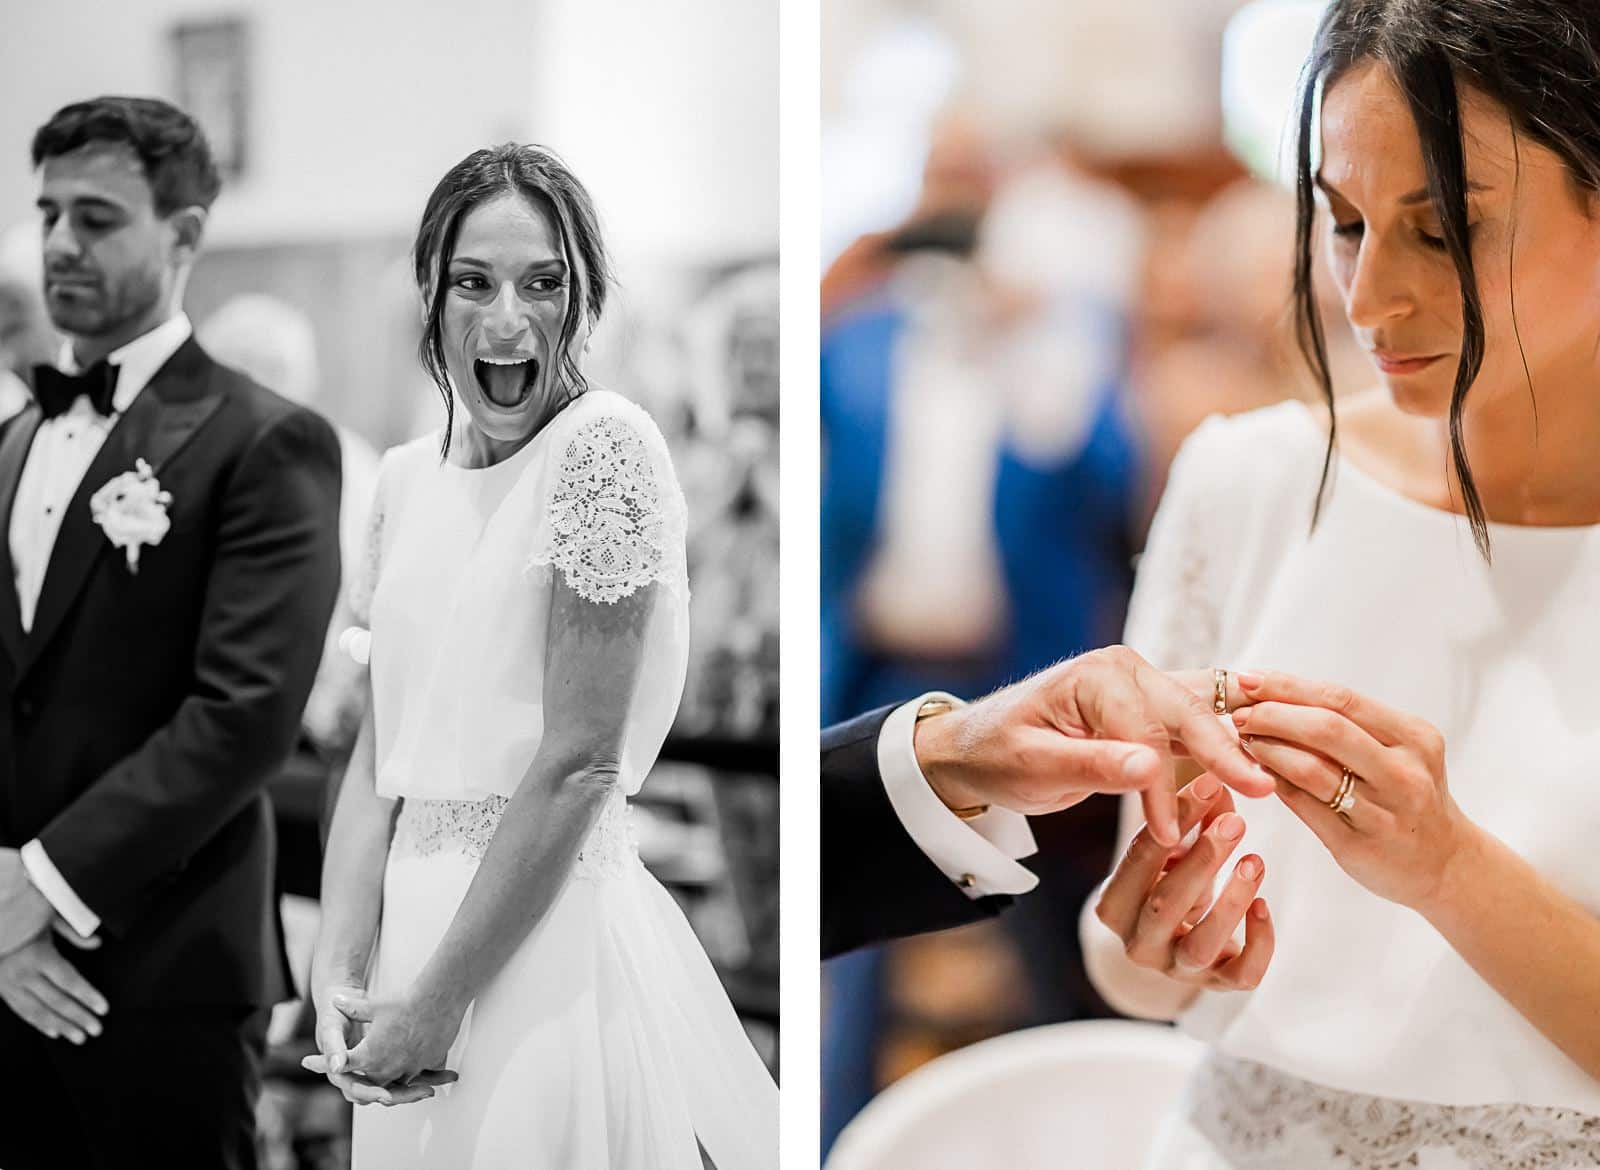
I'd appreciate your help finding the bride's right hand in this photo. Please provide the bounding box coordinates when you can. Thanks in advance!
[308,979,448,1107]
[1094,774,1274,990]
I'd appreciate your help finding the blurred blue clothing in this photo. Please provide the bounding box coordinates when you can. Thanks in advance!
[819,287,1142,1158]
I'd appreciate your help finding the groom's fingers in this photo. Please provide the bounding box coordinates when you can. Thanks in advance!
[36,949,108,1017]
[1085,665,1180,844]
[1142,665,1275,800]
[26,980,102,1041]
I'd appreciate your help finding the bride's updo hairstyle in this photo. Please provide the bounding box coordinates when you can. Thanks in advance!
[1291,0,1600,557]
[412,143,612,455]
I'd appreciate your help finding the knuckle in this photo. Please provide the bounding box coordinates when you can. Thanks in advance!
[1323,684,1356,714]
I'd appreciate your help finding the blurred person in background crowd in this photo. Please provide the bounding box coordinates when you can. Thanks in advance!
[0,222,56,422]
[820,108,1147,1149]
[1083,2,1600,1164]
[303,142,776,1169]
[0,96,342,1170]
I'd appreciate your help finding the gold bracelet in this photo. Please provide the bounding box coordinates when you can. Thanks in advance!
[916,698,989,820]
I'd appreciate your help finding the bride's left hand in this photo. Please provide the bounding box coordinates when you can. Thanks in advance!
[303,991,462,1101]
[1229,671,1480,912]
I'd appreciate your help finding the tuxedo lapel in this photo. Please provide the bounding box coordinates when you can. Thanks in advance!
[0,406,43,664]
[19,340,225,680]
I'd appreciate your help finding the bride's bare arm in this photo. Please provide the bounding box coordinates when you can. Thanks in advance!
[311,697,395,995]
[403,576,655,1027]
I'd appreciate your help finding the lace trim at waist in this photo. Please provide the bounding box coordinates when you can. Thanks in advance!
[1185,1052,1600,1170]
[389,791,637,881]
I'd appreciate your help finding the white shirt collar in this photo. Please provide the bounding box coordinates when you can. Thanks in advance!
[57,312,193,414]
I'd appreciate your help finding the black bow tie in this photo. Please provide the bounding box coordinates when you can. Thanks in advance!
[33,361,120,420]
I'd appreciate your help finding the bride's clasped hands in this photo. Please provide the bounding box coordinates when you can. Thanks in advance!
[302,980,460,1107]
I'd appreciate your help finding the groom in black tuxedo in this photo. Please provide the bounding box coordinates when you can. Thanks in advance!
[0,97,341,1169]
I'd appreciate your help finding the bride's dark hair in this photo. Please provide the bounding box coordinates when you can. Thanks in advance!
[1292,0,1600,558]
[412,142,612,457]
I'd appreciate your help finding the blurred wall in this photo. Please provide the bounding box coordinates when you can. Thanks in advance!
[0,0,776,261]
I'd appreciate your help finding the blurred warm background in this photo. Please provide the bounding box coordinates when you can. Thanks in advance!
[1,2,776,1166]
[820,0,1365,1159]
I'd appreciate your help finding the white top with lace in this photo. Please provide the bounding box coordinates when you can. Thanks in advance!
[1124,400,1600,1114]
[351,390,689,803]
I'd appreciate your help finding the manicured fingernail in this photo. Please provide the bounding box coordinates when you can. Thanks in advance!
[1192,775,1218,800]
[1237,672,1264,690]
[1231,708,1250,728]
[1237,855,1260,880]
[1251,899,1269,920]
[1216,813,1245,840]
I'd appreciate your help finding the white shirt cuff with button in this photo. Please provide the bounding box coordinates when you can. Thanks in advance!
[19,839,100,939]
[877,693,1039,899]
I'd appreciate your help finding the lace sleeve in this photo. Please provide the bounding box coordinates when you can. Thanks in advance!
[528,409,687,605]
[1123,418,1228,671]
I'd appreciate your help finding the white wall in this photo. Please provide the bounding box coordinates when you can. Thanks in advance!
[0,0,776,264]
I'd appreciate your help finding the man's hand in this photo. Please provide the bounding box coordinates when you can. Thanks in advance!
[0,935,108,1045]
[914,647,1275,844]
[0,849,54,957]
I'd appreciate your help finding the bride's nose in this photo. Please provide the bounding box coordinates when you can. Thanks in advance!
[482,281,532,342]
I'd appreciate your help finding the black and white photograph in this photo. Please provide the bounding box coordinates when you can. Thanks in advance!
[0,2,777,1167]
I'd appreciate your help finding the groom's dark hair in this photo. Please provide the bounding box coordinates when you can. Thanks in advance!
[31,96,221,216]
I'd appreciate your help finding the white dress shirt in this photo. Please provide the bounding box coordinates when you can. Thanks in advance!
[876,692,1039,899]
[15,312,193,939]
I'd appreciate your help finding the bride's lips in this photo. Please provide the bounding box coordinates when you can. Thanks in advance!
[472,354,540,408]
[1371,350,1445,375]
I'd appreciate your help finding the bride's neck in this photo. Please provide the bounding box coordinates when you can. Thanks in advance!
[1430,377,1600,527]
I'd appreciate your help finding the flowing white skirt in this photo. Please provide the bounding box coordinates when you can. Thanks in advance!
[351,794,777,1169]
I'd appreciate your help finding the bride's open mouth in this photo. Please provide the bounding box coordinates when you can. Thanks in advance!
[473,355,541,408]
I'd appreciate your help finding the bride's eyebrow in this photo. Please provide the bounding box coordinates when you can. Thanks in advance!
[448,256,568,276]
[1315,173,1492,206]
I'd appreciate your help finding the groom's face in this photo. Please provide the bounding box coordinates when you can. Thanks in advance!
[35,143,178,342]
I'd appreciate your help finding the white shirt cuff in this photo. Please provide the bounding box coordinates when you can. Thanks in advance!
[20,840,100,939]
[878,693,1040,900]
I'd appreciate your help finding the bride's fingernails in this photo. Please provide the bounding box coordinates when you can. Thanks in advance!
[1192,775,1218,800]
[1231,708,1251,729]
[1237,672,1264,691]
[1237,855,1261,881]
[1215,813,1245,840]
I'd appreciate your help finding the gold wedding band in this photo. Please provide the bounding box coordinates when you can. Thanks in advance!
[1328,767,1358,820]
[1213,668,1230,715]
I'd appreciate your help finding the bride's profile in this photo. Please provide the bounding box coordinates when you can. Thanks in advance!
[1083,0,1600,1165]
[304,142,777,1169]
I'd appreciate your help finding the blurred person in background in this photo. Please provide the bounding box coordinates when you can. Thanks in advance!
[0,222,56,422]
[820,108,1146,1150]
[0,96,342,1170]
[1083,2,1600,1164]
[303,143,776,1169]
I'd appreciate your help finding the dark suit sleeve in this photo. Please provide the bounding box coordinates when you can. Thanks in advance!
[38,408,342,936]
[822,705,1010,959]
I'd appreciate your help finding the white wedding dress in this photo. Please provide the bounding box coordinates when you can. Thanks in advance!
[1122,401,1600,1169]
[347,390,777,1169]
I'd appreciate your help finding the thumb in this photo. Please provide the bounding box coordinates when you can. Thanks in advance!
[333,991,375,1023]
[51,917,101,950]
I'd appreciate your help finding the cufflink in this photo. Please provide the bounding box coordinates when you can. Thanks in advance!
[959,873,976,890]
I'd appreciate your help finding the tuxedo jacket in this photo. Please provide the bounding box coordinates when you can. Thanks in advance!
[822,705,1010,959]
[0,338,342,1008]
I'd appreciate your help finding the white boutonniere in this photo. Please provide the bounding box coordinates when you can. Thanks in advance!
[89,458,172,574]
